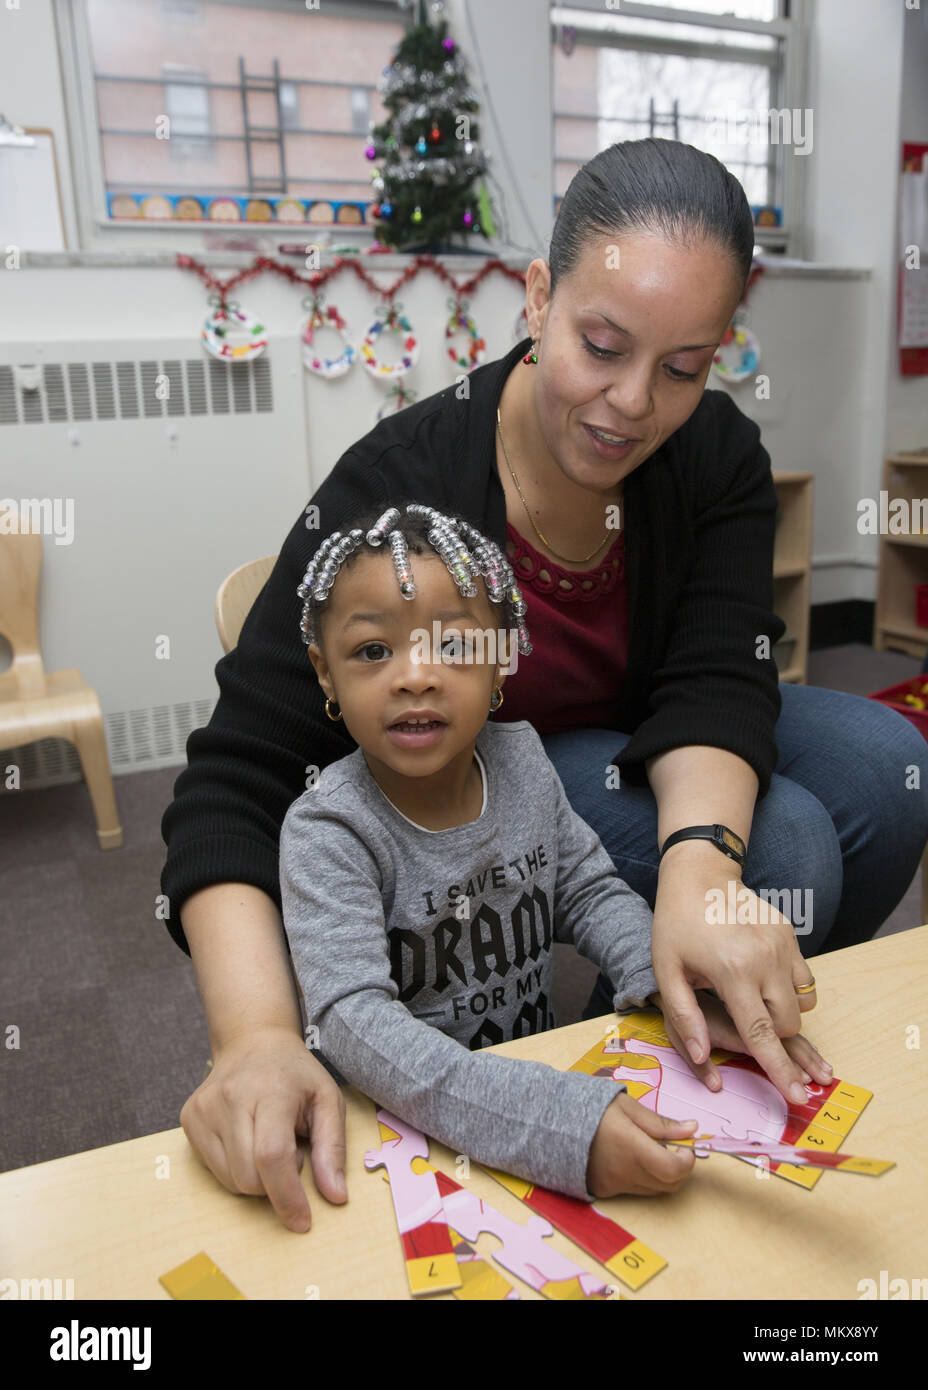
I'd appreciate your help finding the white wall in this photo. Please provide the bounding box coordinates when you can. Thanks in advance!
[803,0,907,600]
[885,0,928,456]
[1,0,923,630]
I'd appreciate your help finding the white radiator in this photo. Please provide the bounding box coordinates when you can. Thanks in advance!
[0,336,310,786]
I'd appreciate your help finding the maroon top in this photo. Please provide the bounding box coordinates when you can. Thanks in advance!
[492,521,629,734]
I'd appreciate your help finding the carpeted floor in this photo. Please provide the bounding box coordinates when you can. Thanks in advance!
[0,643,925,1175]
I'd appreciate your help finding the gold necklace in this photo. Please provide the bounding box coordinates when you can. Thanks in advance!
[496,406,612,564]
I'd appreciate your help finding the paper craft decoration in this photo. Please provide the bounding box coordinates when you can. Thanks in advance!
[664,1134,894,1175]
[571,1010,877,1189]
[428,1164,613,1301]
[481,1166,665,1290]
[201,298,268,362]
[158,1252,245,1300]
[365,1111,462,1296]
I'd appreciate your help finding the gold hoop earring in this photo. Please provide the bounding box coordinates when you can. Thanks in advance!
[489,686,504,712]
[324,698,342,722]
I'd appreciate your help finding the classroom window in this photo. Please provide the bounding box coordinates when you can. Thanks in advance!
[63,0,408,231]
[551,0,807,252]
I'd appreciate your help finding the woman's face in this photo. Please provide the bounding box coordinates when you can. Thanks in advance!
[525,231,746,491]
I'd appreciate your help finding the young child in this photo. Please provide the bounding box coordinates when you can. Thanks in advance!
[280,501,700,1202]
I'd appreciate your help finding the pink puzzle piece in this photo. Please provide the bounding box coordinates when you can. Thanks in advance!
[606,1035,788,1146]
[364,1109,449,1235]
[434,1174,611,1300]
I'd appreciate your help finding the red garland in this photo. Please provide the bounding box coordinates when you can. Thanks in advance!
[741,263,765,304]
[175,252,529,303]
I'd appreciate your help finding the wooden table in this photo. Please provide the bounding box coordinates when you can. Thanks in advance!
[3,928,926,1300]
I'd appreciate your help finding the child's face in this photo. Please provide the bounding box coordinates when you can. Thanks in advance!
[307,549,510,778]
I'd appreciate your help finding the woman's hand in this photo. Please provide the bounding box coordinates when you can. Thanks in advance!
[649,987,833,1096]
[587,1092,700,1197]
[650,841,826,1107]
[179,1025,347,1232]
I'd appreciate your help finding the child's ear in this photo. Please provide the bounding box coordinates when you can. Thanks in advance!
[307,642,334,700]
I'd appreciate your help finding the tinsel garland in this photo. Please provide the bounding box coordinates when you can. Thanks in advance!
[175,251,527,308]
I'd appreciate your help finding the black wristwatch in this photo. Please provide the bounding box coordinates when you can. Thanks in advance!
[659,823,747,869]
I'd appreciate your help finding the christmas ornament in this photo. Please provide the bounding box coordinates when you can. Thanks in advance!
[477,181,497,238]
[711,304,761,383]
[376,381,417,421]
[444,297,485,373]
[201,295,267,362]
[300,295,356,379]
[361,301,419,380]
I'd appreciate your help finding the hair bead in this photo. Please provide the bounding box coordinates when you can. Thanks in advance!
[388,528,416,598]
[366,508,402,546]
[298,502,532,651]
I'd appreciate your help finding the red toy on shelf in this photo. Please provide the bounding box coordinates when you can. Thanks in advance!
[869,676,928,740]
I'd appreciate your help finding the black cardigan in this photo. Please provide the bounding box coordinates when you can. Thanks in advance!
[161,336,784,954]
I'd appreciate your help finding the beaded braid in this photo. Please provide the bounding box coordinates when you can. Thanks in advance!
[296,503,532,655]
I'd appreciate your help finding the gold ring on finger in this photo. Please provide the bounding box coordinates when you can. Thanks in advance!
[794,975,816,995]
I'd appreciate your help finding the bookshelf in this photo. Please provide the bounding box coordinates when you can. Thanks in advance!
[873,453,928,659]
[772,471,813,683]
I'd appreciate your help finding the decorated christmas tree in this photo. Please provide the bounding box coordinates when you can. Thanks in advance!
[365,0,496,253]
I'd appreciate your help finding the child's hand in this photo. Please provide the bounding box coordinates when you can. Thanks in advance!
[650,988,833,1097]
[587,1092,700,1198]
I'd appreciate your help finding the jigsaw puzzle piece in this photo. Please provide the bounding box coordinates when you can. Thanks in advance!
[675,1134,894,1174]
[432,1168,612,1300]
[364,1110,461,1296]
[484,1167,666,1290]
[447,1229,521,1300]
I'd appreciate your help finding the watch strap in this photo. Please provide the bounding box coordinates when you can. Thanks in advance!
[660,823,746,868]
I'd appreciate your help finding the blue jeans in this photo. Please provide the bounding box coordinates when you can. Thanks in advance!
[539,682,928,1019]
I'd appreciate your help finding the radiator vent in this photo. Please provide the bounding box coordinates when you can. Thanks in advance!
[0,697,217,792]
[0,357,273,424]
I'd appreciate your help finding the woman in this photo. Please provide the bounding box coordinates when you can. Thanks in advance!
[161,138,928,1232]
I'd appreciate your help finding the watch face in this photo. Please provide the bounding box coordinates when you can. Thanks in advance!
[721,828,743,854]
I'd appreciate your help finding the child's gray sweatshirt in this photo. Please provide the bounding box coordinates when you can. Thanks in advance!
[280,719,658,1200]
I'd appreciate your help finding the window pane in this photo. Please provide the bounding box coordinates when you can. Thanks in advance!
[598,47,774,204]
[636,0,779,19]
[552,6,777,52]
[552,5,788,215]
[86,0,403,225]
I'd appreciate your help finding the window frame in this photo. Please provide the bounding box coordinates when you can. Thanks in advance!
[550,0,809,254]
[54,0,410,245]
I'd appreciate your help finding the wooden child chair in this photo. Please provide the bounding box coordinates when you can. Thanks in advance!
[0,506,122,849]
[214,554,277,655]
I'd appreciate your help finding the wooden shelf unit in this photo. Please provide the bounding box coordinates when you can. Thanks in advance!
[874,453,928,660]
[772,470,813,683]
